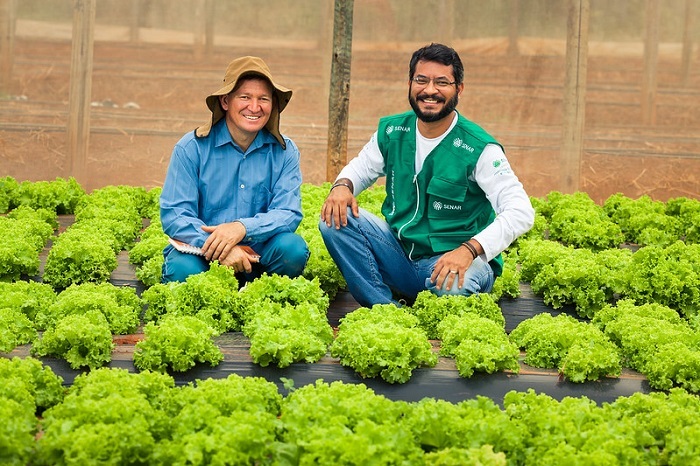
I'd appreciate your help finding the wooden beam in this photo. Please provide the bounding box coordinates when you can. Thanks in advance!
[0,0,16,94]
[193,0,205,60]
[326,0,354,182]
[67,0,96,185]
[508,0,520,57]
[681,0,696,87]
[320,0,334,103]
[204,0,215,56]
[129,0,139,43]
[438,0,454,44]
[560,0,589,193]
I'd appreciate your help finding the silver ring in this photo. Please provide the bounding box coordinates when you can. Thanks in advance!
[449,270,457,274]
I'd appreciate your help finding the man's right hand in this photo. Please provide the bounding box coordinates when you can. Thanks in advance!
[321,180,359,229]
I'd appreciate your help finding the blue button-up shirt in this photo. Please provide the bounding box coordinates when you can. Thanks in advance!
[160,119,303,248]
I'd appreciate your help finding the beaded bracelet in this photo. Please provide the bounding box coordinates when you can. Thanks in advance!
[461,241,478,260]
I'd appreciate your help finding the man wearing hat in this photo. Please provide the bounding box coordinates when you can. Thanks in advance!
[160,56,309,283]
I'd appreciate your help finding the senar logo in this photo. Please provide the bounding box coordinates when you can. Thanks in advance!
[452,137,475,153]
[492,158,512,176]
[432,200,462,211]
[493,158,508,168]
[386,125,411,135]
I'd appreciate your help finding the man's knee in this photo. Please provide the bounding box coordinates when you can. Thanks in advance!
[162,248,208,283]
[426,259,495,298]
[318,216,341,240]
[318,207,357,236]
[267,233,309,277]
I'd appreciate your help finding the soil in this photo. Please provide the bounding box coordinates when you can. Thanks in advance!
[2,35,699,204]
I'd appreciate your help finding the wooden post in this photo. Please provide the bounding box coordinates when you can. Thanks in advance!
[204,0,215,56]
[326,0,354,182]
[67,0,96,185]
[507,0,520,57]
[129,0,139,43]
[0,0,16,94]
[320,0,334,105]
[560,0,589,193]
[681,0,695,87]
[193,0,205,60]
[437,0,454,44]
[641,0,660,125]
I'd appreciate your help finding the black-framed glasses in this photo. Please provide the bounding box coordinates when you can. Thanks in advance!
[412,75,457,88]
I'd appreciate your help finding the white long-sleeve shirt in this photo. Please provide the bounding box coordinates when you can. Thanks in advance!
[337,115,535,261]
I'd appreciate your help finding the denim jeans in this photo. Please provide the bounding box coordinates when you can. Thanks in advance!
[162,231,309,284]
[319,208,495,307]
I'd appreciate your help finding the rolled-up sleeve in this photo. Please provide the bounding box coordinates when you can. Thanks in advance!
[471,144,535,261]
[336,132,385,195]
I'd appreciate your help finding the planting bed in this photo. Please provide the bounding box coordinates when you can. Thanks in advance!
[3,215,651,406]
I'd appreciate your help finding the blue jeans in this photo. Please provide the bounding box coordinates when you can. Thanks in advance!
[162,232,309,285]
[319,208,495,307]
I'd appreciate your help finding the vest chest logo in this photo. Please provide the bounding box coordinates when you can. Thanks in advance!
[386,125,411,135]
[452,137,475,153]
[432,200,462,211]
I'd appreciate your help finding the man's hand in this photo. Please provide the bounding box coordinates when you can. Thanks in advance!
[321,179,359,229]
[430,240,483,290]
[218,245,260,273]
[201,221,246,261]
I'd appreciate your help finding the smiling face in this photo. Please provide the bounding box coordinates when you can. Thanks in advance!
[219,76,274,150]
[408,60,463,124]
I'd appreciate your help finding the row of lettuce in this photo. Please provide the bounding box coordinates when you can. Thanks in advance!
[0,176,699,391]
[3,176,699,302]
[3,264,697,392]
[4,356,700,465]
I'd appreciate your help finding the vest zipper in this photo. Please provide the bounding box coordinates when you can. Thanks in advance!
[397,174,420,260]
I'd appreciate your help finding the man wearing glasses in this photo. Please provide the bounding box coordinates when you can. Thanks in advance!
[319,43,534,307]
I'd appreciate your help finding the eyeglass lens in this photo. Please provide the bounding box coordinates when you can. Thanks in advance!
[413,76,454,87]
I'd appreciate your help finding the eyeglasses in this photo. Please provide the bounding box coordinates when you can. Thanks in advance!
[412,75,457,88]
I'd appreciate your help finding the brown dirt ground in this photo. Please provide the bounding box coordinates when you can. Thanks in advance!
[2,37,699,204]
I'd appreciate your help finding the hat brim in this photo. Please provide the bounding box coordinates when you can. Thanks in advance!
[195,58,292,148]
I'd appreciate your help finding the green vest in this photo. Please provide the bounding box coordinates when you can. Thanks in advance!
[376,111,504,276]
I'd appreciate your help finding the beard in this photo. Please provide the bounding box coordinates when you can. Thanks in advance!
[409,91,459,123]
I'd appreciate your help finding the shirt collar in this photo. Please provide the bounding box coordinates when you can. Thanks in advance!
[212,119,277,153]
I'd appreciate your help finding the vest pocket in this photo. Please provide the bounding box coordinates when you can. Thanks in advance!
[428,232,469,253]
[426,177,467,219]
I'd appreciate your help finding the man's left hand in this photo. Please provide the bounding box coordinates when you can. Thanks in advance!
[430,240,483,290]
[201,221,246,261]
[218,245,260,273]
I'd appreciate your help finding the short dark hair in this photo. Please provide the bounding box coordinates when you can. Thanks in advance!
[409,43,464,85]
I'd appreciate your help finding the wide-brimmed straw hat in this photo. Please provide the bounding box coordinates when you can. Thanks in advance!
[195,56,292,148]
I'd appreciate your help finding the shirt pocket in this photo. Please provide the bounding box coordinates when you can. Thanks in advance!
[251,184,272,214]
